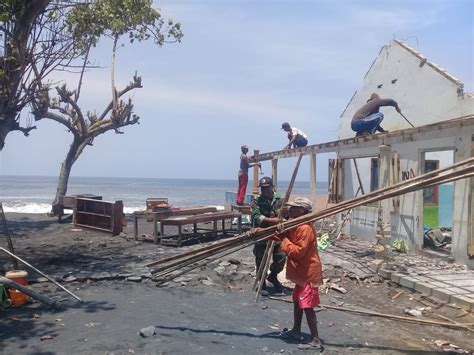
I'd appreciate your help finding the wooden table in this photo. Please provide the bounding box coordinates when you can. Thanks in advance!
[132,206,218,242]
[159,210,242,246]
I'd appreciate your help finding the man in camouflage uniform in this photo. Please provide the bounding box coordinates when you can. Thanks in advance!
[252,176,286,293]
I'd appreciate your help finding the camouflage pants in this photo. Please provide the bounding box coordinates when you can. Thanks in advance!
[253,241,286,276]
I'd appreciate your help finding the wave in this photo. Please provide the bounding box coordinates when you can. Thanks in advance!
[2,202,225,215]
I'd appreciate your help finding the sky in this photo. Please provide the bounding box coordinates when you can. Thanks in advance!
[0,0,473,182]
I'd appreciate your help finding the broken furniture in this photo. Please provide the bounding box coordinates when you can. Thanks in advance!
[230,204,252,215]
[58,194,102,222]
[231,204,252,225]
[145,198,169,222]
[132,206,218,242]
[152,206,219,243]
[74,198,123,235]
[159,210,242,246]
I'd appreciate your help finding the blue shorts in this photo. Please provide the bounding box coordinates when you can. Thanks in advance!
[294,135,308,147]
[351,112,384,134]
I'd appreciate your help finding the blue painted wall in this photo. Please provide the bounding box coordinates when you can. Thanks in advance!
[438,184,453,227]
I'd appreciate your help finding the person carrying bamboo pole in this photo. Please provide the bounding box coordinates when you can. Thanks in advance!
[251,176,286,294]
[351,93,401,136]
[276,197,324,351]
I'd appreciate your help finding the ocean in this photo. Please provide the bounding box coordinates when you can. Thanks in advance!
[0,176,328,214]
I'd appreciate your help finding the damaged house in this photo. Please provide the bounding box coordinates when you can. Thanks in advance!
[337,40,474,268]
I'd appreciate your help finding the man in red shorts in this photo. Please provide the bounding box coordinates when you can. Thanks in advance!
[278,197,324,351]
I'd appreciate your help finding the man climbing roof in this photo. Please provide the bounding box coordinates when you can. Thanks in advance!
[281,122,308,150]
[351,93,401,136]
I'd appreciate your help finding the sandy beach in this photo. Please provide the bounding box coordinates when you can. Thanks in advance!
[0,212,472,354]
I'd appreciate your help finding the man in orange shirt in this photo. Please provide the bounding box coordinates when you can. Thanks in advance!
[277,197,324,351]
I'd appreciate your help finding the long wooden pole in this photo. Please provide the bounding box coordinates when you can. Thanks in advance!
[152,171,474,282]
[254,154,303,301]
[153,169,474,278]
[0,203,18,269]
[0,247,83,302]
[151,168,474,279]
[0,276,60,308]
[268,297,472,332]
[150,162,474,278]
[149,158,474,269]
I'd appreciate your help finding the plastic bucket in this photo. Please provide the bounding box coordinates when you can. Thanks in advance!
[5,270,28,286]
[5,270,30,306]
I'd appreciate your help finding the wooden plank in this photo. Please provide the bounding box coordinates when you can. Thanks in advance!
[249,115,474,163]
[253,149,260,197]
[309,153,317,195]
[272,159,278,189]
[161,211,241,226]
[470,136,474,256]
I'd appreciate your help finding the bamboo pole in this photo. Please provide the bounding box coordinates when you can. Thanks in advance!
[152,171,474,282]
[149,159,464,270]
[0,247,83,302]
[151,168,474,279]
[268,297,472,332]
[0,203,18,269]
[149,160,474,278]
[254,154,303,301]
[0,276,60,308]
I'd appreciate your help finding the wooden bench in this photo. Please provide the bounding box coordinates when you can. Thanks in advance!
[132,206,218,242]
[159,211,242,246]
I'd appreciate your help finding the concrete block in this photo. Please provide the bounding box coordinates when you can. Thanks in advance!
[378,268,391,279]
[431,288,454,303]
[446,279,474,288]
[414,275,433,282]
[445,287,471,295]
[391,273,402,283]
[414,282,432,296]
[430,273,474,281]
[399,276,416,290]
[450,294,474,311]
[429,281,450,288]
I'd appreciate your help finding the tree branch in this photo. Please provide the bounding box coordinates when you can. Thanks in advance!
[98,73,142,120]
[55,85,86,134]
[36,111,77,135]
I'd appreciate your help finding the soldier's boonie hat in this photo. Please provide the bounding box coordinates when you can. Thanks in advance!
[258,176,273,187]
[286,197,313,212]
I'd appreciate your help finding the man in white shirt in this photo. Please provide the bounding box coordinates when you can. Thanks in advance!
[281,122,308,150]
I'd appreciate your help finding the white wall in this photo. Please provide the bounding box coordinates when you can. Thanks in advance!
[338,41,474,139]
[338,127,473,267]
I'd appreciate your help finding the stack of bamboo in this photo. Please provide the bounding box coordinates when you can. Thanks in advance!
[147,158,474,283]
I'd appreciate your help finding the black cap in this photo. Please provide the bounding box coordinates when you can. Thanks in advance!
[259,176,273,187]
[281,122,290,129]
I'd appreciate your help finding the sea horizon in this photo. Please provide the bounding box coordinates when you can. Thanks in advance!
[0,175,328,214]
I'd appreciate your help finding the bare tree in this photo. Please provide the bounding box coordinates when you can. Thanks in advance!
[1,1,183,212]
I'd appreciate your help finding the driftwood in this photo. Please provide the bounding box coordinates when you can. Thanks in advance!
[0,276,60,308]
[268,297,473,332]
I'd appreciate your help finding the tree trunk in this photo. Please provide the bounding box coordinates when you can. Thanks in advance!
[52,138,82,214]
[0,115,15,150]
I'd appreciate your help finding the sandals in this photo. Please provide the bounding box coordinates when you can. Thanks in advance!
[297,340,325,352]
[279,328,304,342]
